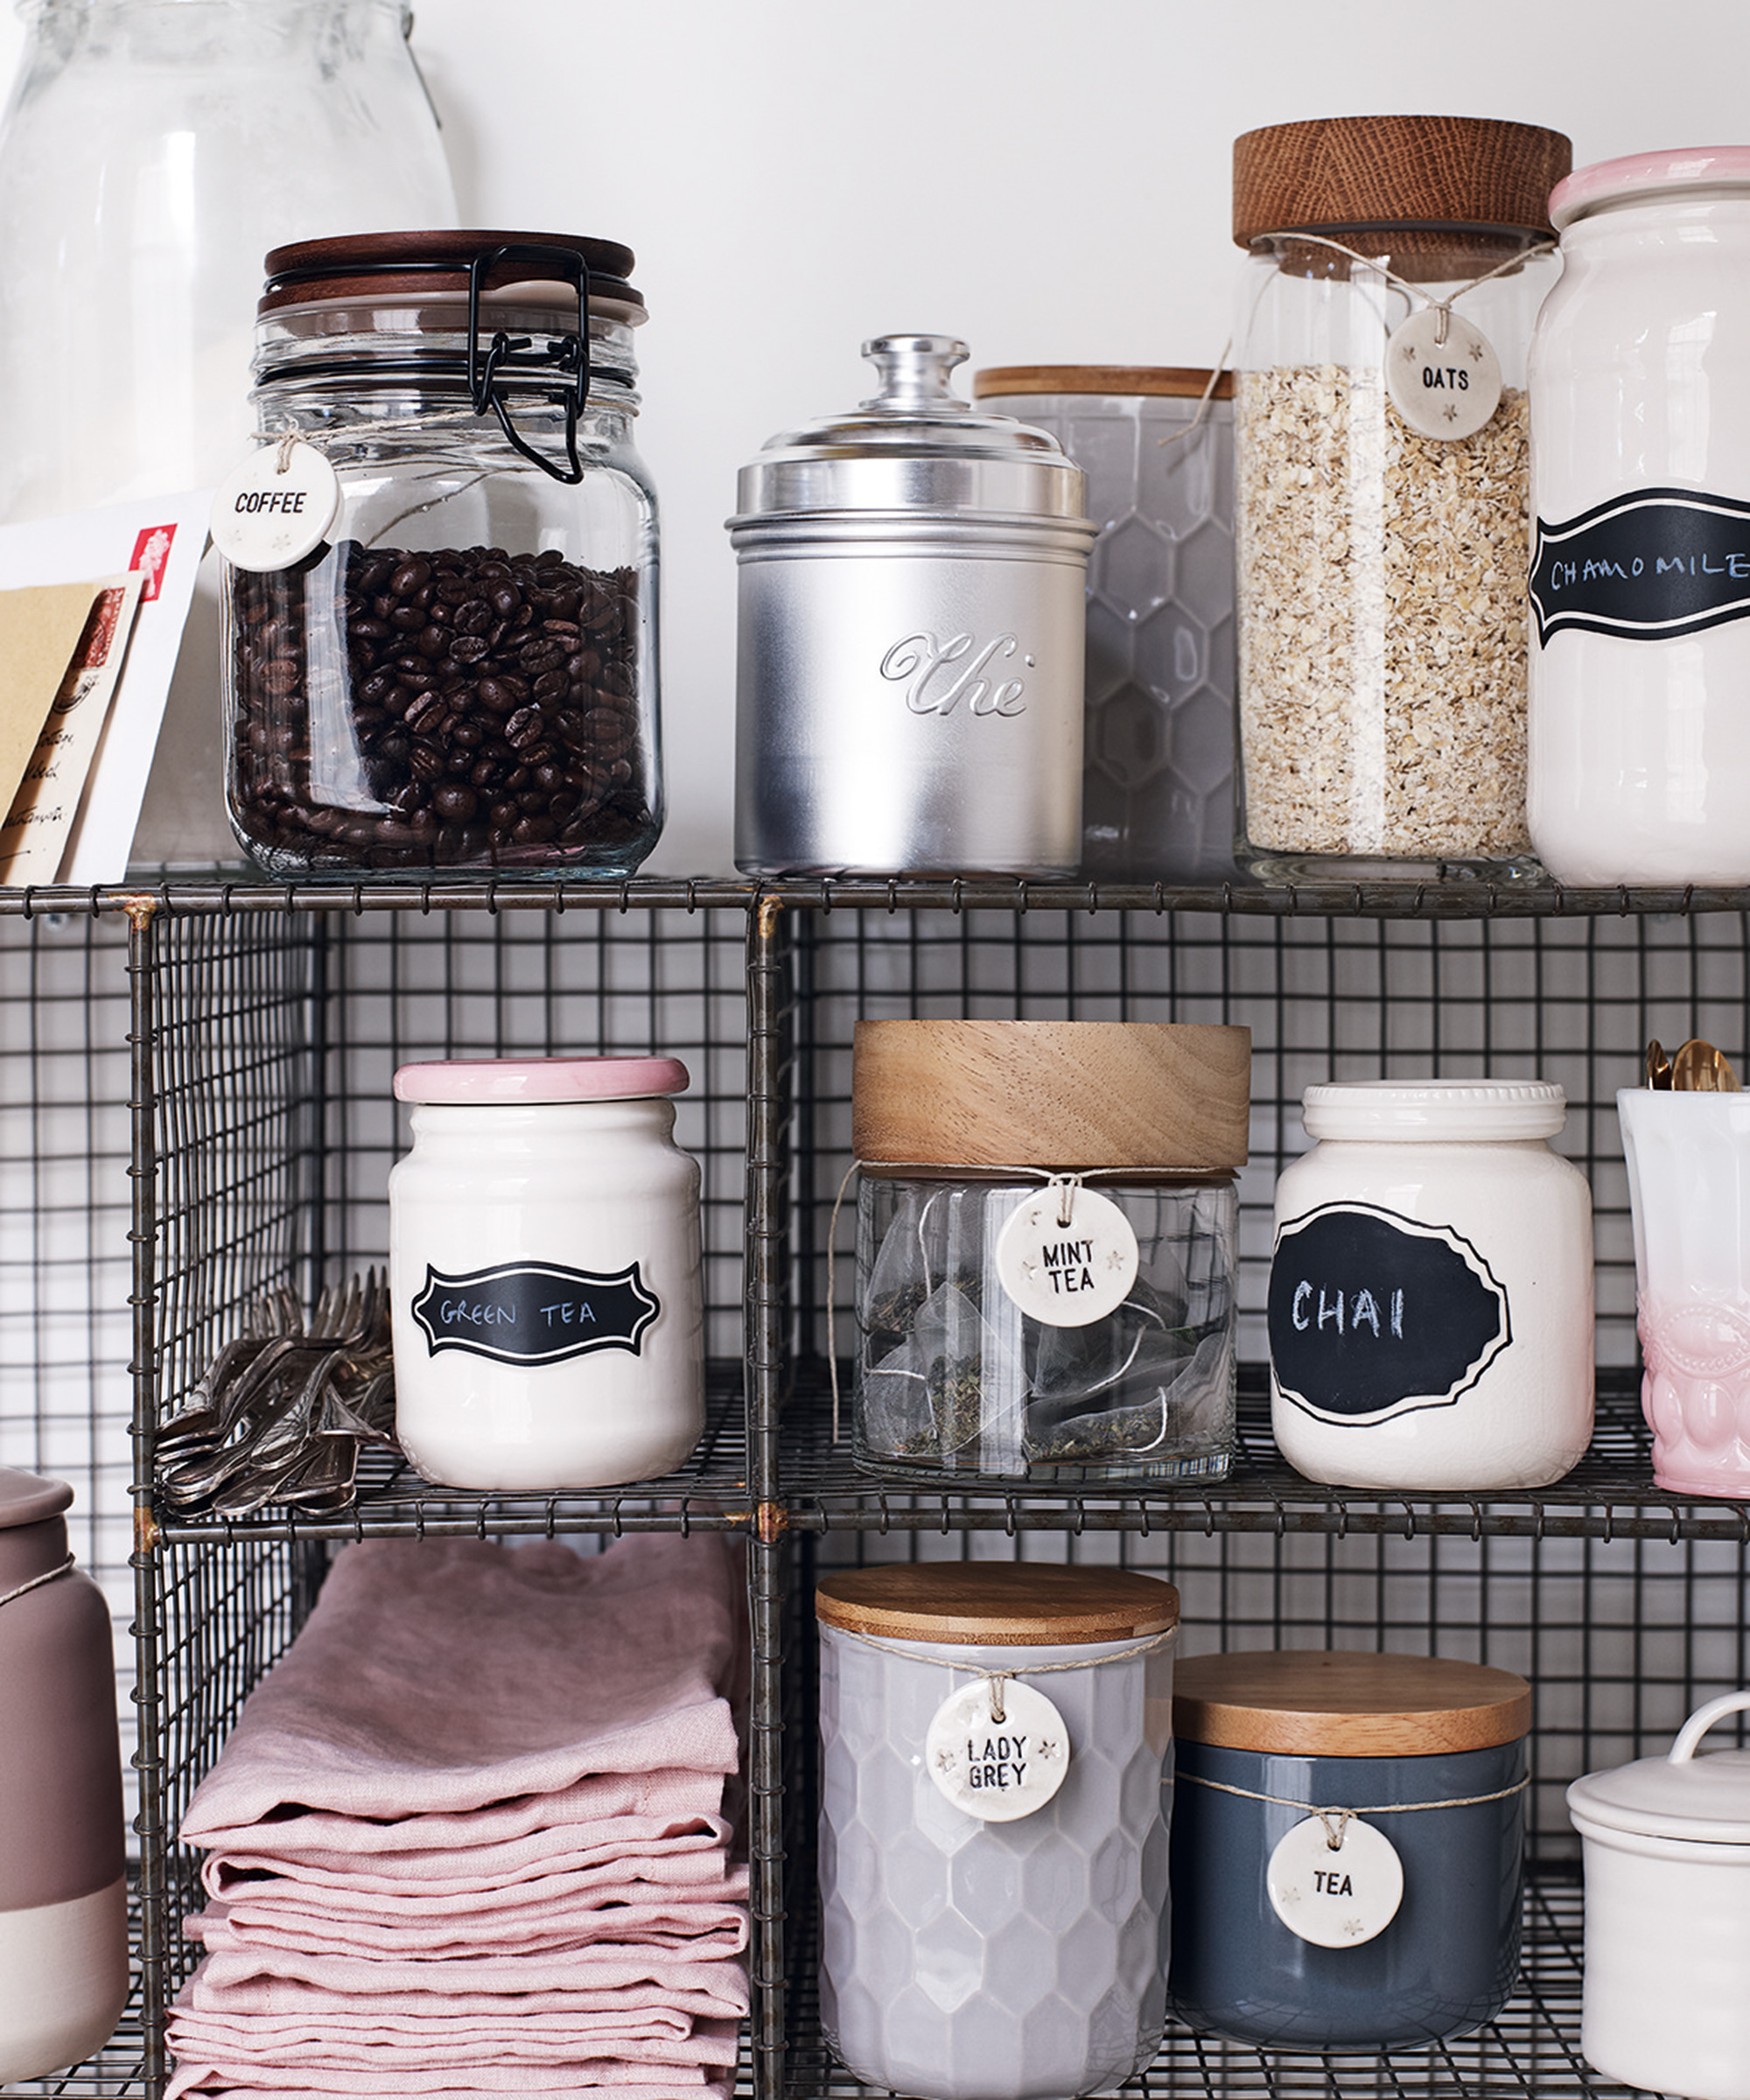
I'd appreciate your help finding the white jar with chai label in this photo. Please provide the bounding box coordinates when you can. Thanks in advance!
[816,1563,1179,2100]
[1268,1080,1594,1490]
[388,1055,704,1490]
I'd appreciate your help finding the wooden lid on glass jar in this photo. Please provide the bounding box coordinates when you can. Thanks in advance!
[851,1019,1250,1173]
[971,367,1235,402]
[1174,1649,1531,1755]
[816,1563,1180,1647]
[1232,115,1572,247]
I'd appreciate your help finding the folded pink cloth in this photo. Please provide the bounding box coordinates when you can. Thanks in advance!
[188,1891,750,1963]
[180,1970,740,2022]
[204,1868,751,1952]
[182,1536,743,1841]
[168,2068,728,2100]
[164,2012,740,2068]
[204,1801,732,1900]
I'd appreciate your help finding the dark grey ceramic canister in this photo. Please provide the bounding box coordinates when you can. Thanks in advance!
[1167,1649,1530,2053]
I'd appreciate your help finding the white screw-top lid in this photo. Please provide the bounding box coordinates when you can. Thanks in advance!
[1568,1692,1750,1846]
[1302,1079,1567,1143]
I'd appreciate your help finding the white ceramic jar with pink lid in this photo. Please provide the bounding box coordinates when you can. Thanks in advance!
[1528,146,1750,884]
[388,1055,704,1490]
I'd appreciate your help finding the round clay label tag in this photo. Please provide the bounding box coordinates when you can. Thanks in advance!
[1385,307,1502,440]
[211,441,340,570]
[993,1182,1138,1328]
[1266,1814,1404,1947]
[925,1677,1070,1822]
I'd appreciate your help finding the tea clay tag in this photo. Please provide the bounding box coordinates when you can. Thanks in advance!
[926,1676,1069,1822]
[1266,1813,1405,1946]
[994,1180,1138,1327]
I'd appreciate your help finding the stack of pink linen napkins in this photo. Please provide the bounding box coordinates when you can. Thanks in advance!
[168,1533,748,2099]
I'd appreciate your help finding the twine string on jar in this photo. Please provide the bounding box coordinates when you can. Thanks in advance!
[837,1622,1178,1726]
[823,1158,1142,1441]
[0,1551,74,1611]
[1180,1768,1530,1851]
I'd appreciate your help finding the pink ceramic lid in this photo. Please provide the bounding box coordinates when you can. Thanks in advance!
[1551,145,1750,229]
[394,1055,690,1104]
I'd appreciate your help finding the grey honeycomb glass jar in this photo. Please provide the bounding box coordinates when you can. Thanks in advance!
[816,1563,1179,2100]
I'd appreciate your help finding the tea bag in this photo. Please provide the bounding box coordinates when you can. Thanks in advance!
[860,1281,1026,1467]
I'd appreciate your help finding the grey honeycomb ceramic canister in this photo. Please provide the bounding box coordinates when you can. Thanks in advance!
[0,1466,130,2081]
[816,1561,1178,2100]
[729,334,1097,878]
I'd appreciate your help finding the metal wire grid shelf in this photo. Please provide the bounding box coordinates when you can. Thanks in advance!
[5,883,1750,2098]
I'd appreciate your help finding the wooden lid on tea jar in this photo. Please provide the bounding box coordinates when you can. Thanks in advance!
[850,1019,1250,1174]
[1174,1649,1531,1756]
[816,1562,1180,1648]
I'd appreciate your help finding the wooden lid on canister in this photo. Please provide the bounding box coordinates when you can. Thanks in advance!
[1232,115,1572,248]
[816,1563,1180,1648]
[1173,1649,1531,1756]
[971,367,1235,402]
[851,1019,1250,1174]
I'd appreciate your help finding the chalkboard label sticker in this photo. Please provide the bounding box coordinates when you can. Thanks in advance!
[925,1676,1070,1823]
[410,1260,660,1367]
[993,1183,1139,1328]
[1267,1201,1510,1427]
[1530,486,1750,647]
[211,440,340,571]
[1384,308,1502,441]
[1267,1815,1404,1948]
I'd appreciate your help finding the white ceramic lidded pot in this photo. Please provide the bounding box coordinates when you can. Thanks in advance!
[388,1056,704,1490]
[816,1562,1180,2100]
[1268,1081,1594,1490]
[1568,1691,1750,2099]
[1528,148,1750,885]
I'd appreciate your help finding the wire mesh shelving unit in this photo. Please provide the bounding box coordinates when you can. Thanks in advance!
[3,872,1748,2100]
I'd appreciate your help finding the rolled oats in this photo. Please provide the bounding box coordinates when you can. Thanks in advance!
[1236,363,1531,866]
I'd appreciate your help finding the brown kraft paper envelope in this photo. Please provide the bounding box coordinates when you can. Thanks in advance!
[0,581,114,830]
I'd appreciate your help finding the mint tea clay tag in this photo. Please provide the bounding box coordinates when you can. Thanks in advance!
[926,1676,1070,1822]
[994,1181,1138,1328]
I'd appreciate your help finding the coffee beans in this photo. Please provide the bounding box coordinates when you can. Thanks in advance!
[228,540,657,872]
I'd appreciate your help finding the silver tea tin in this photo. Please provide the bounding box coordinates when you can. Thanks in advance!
[729,334,1097,878]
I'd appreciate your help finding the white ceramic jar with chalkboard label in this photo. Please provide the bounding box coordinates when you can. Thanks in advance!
[1268,1080,1593,1490]
[1529,147,1750,884]
[388,1055,704,1490]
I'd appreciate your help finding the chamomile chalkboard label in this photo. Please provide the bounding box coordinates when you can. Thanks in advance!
[1530,487,1750,646]
[1267,1202,1510,1426]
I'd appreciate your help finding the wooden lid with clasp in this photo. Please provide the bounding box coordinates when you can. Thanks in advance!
[816,1563,1180,1648]
[1173,1649,1531,1755]
[851,1019,1250,1174]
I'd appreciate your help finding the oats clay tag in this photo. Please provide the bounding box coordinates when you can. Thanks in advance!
[926,1677,1070,1822]
[993,1181,1138,1328]
[1385,307,1502,441]
[1266,1814,1405,1947]
[211,439,340,570]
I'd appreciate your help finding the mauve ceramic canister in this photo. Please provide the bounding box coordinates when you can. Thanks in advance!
[0,1466,129,2080]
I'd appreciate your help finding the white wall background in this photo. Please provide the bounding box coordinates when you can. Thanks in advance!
[2,0,1747,875]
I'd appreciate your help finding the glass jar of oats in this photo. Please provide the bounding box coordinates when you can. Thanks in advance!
[1232,116,1570,883]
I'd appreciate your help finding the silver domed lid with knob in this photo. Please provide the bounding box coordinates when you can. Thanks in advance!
[732,334,1092,524]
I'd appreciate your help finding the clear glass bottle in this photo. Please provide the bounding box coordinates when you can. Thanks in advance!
[1231,116,1569,883]
[0,0,456,522]
[223,231,662,877]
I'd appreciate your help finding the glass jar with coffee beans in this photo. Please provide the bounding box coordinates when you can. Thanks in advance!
[219,231,662,878]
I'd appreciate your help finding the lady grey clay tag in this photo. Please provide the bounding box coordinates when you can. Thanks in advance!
[993,1183,1138,1328]
[1384,308,1502,441]
[1267,1815,1404,1947]
[1267,1201,1510,1426]
[211,439,340,570]
[926,1677,1069,1822]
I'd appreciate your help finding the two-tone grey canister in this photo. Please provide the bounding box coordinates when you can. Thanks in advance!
[729,335,1097,877]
